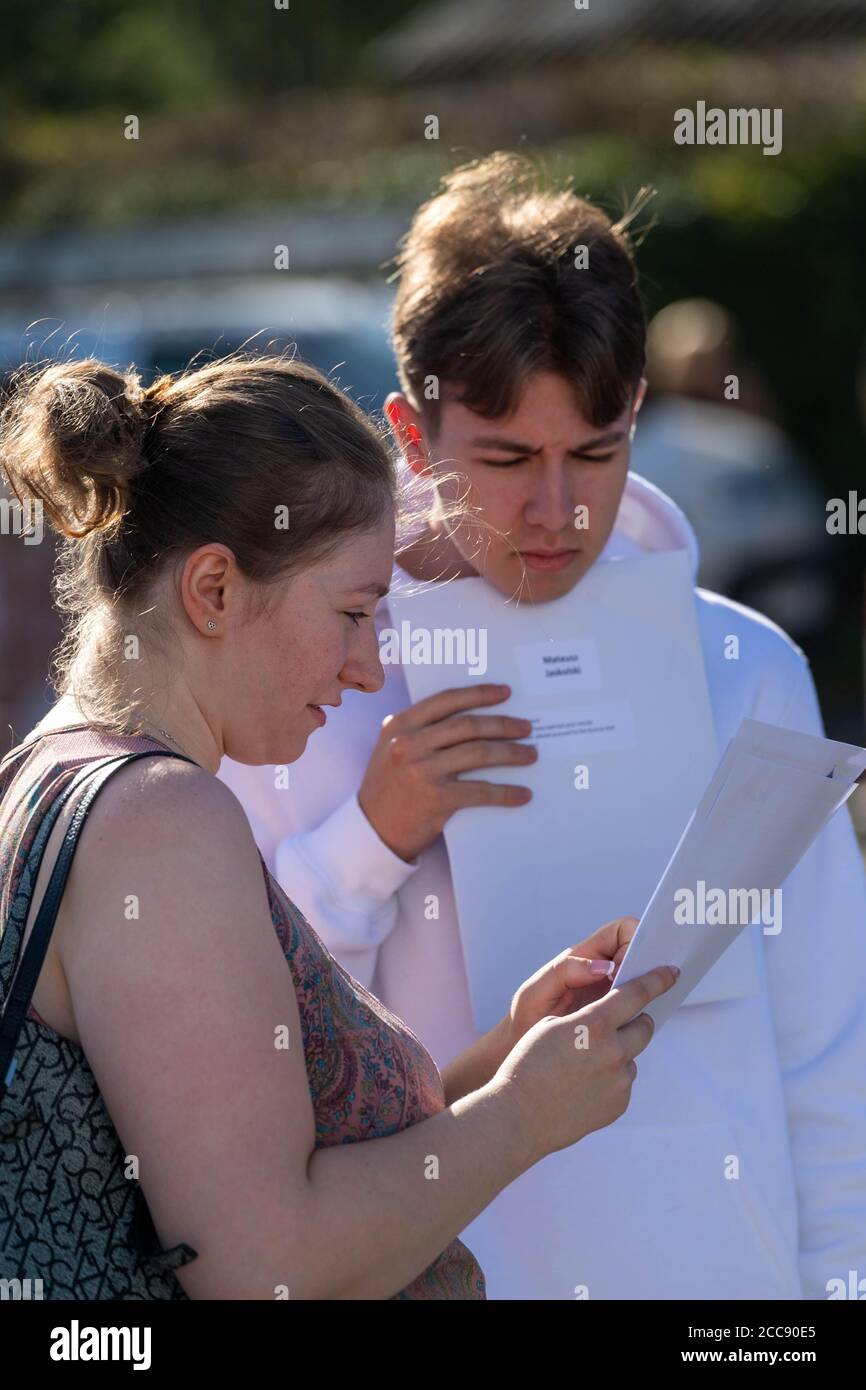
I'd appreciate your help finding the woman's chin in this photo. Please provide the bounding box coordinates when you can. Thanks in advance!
[245,731,308,767]
[279,731,310,763]
[232,714,317,766]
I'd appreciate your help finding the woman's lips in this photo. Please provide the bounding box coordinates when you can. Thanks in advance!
[308,704,326,727]
[518,549,580,574]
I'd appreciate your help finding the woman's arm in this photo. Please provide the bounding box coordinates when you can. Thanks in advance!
[441,1018,512,1106]
[59,760,670,1299]
[57,759,537,1299]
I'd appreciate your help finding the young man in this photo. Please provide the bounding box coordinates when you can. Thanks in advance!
[220,152,866,1300]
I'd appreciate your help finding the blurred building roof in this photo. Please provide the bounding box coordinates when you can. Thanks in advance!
[367,0,866,80]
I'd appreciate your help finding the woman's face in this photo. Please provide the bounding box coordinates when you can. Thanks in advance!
[225,512,395,765]
[412,371,641,604]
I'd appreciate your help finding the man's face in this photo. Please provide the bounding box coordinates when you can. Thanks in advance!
[418,371,642,603]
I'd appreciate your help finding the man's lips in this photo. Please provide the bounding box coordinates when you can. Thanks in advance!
[518,549,581,573]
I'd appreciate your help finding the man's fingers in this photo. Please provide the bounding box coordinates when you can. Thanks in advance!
[450,779,533,809]
[421,712,535,753]
[393,684,515,734]
[436,739,538,776]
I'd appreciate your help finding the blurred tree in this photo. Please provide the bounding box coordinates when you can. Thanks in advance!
[0,0,415,112]
[187,0,411,96]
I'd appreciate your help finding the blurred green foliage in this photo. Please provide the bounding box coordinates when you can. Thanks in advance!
[1,5,863,586]
[0,0,411,111]
[551,130,866,494]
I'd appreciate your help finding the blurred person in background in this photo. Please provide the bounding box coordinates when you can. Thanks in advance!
[630,298,834,642]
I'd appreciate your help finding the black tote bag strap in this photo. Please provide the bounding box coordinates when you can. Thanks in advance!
[0,747,197,1101]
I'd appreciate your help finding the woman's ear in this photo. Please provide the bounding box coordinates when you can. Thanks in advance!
[385,393,429,476]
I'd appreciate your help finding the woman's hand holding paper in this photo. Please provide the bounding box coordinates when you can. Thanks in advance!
[440,917,643,1107]
[506,916,639,1046]
[492,957,680,1162]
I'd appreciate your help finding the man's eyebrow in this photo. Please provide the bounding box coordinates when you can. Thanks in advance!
[470,430,627,453]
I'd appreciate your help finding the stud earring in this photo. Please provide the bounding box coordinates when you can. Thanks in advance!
[207,620,217,630]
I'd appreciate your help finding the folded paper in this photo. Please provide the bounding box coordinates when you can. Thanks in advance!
[613,717,866,1029]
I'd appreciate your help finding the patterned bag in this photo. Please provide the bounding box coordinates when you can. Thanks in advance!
[0,750,200,1299]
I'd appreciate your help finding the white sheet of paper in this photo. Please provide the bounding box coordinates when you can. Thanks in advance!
[388,549,746,1034]
[613,717,866,1030]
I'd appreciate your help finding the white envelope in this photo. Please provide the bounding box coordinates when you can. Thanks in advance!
[613,717,866,1030]
[388,550,752,1033]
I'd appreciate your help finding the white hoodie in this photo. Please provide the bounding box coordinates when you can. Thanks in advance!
[218,472,866,1301]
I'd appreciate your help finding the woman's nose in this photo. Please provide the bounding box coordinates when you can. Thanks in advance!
[342,632,385,695]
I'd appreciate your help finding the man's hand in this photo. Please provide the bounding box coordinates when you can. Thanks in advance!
[358,684,537,861]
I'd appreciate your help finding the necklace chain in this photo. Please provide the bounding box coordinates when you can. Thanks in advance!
[139,720,194,761]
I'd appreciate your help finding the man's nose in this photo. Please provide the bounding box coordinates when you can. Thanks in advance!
[524,462,574,534]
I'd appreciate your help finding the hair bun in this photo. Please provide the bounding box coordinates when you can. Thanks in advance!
[0,359,150,538]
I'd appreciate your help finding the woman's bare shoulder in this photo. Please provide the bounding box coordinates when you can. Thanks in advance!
[58,754,267,955]
[84,753,253,843]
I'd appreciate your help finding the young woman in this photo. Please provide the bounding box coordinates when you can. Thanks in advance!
[219,154,866,1300]
[0,353,676,1300]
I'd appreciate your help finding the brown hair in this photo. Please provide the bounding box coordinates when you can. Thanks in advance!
[390,151,652,437]
[0,353,396,729]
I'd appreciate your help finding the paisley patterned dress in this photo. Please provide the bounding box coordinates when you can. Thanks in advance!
[0,725,486,1300]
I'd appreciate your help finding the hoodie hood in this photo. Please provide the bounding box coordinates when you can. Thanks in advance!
[600,471,700,580]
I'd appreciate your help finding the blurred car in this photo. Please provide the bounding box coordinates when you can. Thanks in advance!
[0,275,398,417]
[0,274,399,738]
